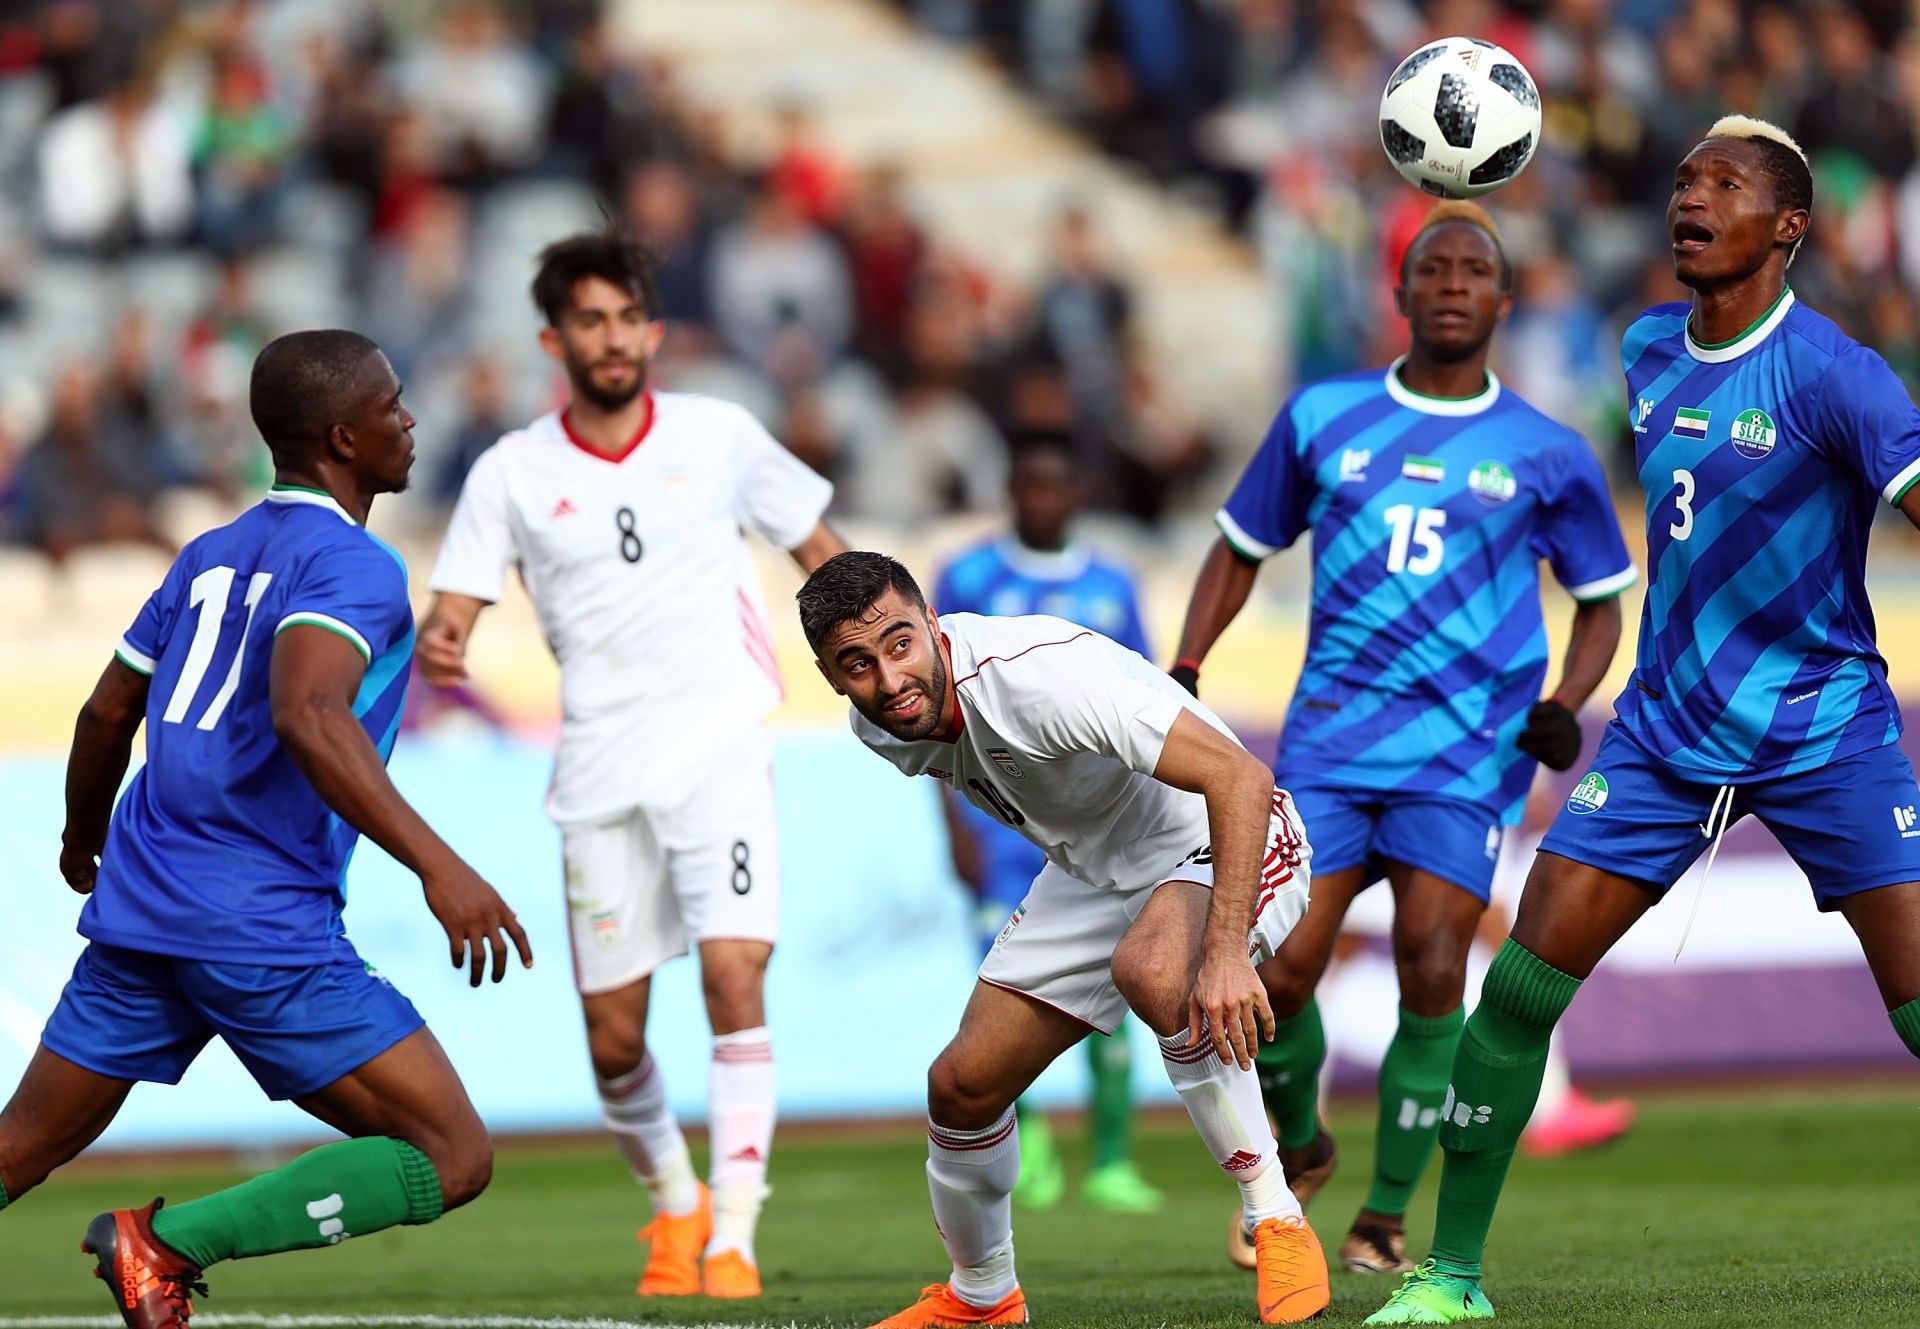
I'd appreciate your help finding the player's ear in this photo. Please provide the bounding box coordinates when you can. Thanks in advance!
[1392,282,1410,318]
[537,325,564,364]
[641,320,666,359]
[325,421,354,463]
[1777,208,1810,252]
[813,656,845,696]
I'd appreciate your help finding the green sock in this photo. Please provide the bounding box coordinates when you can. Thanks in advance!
[0,1176,9,1212]
[1086,1027,1134,1169]
[1428,941,1580,1281]
[1364,1005,1465,1217]
[151,1137,443,1269]
[1892,997,1920,1058]
[1256,998,1325,1150]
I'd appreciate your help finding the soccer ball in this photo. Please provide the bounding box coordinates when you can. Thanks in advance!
[1378,37,1540,199]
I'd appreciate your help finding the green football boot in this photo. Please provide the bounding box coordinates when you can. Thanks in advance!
[1081,1160,1164,1213]
[1011,1109,1064,1210]
[1364,1260,1496,1324]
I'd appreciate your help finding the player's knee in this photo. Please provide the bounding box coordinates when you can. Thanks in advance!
[1109,935,1184,1031]
[700,962,767,1033]
[926,1055,1013,1131]
[429,1129,495,1211]
[585,1017,648,1082]
[1262,965,1316,1019]
[1396,939,1469,1016]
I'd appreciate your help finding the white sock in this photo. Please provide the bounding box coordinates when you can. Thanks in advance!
[926,1109,1021,1307]
[707,1026,776,1258]
[598,1053,700,1216]
[1159,1026,1303,1225]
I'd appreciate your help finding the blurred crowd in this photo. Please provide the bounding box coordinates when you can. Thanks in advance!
[0,0,1215,565]
[901,0,1920,479]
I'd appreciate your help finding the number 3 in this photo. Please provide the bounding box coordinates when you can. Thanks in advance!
[1670,468,1695,542]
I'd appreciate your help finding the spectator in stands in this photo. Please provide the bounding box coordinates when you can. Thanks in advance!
[625,158,718,343]
[711,176,853,386]
[433,356,513,507]
[398,0,549,189]
[192,49,292,255]
[37,76,194,252]
[841,163,928,372]
[766,100,847,225]
[1031,204,1132,432]
[16,363,169,565]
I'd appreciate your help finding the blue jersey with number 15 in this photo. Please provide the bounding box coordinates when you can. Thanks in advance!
[82,485,414,966]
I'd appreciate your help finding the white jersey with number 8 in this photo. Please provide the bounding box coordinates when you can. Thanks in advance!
[430,391,831,823]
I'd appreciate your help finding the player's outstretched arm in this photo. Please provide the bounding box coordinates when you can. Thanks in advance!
[271,623,532,986]
[1151,710,1278,1068]
[59,659,151,894]
[787,520,847,574]
[1171,537,1262,694]
[415,591,489,688]
[1518,595,1623,771]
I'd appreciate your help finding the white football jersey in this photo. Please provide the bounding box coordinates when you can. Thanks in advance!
[430,391,831,822]
[852,612,1243,892]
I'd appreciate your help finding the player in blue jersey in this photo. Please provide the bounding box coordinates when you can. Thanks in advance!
[933,437,1162,1215]
[1368,118,1920,1327]
[0,331,531,1329]
[1175,203,1635,1279]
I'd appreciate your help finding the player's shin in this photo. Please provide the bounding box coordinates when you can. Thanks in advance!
[1366,1006,1465,1217]
[707,1027,775,1258]
[1428,940,1580,1280]
[600,1054,700,1215]
[926,1109,1021,1307]
[1256,999,1326,1150]
[1159,1027,1301,1224]
[147,1137,442,1267]
[1891,997,1920,1057]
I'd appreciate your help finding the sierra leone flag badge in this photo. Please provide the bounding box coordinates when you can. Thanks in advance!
[1402,455,1446,483]
[1673,407,1711,440]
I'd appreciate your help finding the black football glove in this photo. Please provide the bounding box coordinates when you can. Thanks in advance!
[1516,699,1582,771]
[1170,663,1200,697]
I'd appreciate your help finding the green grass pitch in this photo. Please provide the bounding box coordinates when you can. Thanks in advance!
[5,1082,1915,1326]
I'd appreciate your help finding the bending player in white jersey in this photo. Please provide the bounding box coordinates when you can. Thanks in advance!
[797,551,1331,1327]
[418,232,844,1299]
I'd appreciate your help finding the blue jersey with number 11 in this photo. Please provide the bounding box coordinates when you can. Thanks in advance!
[1219,363,1635,823]
[1616,292,1920,782]
[82,485,414,966]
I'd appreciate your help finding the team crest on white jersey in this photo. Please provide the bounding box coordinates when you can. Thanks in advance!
[987,747,1028,780]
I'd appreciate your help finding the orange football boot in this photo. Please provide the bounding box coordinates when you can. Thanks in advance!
[867,1282,1029,1327]
[700,1248,761,1298]
[636,1182,711,1296]
[1253,1215,1331,1324]
[80,1199,209,1329]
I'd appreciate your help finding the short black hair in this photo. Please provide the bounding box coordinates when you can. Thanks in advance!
[249,329,384,466]
[531,230,661,326]
[1009,431,1075,470]
[797,551,927,653]
[1741,135,1814,221]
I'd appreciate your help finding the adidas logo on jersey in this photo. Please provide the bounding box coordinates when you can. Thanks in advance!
[550,497,578,519]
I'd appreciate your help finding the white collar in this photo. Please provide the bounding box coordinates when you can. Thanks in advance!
[1384,358,1501,416]
[1685,289,1796,364]
[265,484,358,525]
[996,536,1093,582]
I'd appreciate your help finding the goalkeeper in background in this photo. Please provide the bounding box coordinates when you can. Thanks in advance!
[933,435,1163,1214]
[1174,202,1635,1277]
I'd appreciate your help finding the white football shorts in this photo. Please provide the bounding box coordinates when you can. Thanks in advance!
[559,729,781,994]
[977,787,1313,1033]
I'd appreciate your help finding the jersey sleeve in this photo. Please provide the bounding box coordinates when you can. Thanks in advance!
[1816,345,1920,506]
[276,537,412,665]
[429,445,518,603]
[1003,635,1185,777]
[115,557,190,675]
[734,406,833,550]
[1216,397,1314,560]
[1532,437,1638,601]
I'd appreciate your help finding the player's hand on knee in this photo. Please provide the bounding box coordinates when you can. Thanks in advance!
[422,863,535,986]
[1189,952,1271,1071]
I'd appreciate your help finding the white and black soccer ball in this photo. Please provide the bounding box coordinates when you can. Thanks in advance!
[1379,37,1540,199]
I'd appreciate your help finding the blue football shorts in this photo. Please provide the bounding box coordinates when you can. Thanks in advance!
[41,939,424,1100]
[1281,779,1505,903]
[1539,723,1920,909]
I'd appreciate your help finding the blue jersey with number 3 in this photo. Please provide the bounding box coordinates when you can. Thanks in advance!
[82,486,414,965]
[1616,293,1920,782]
[1218,363,1635,823]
